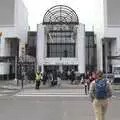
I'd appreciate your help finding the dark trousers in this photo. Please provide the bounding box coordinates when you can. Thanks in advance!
[85,85,88,95]
[35,81,40,89]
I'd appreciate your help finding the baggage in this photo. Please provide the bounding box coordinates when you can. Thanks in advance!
[95,79,107,99]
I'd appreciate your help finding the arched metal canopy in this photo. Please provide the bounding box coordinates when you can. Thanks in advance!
[43,5,79,25]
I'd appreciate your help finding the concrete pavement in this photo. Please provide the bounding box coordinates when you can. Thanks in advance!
[0,80,84,96]
[0,88,119,120]
[0,80,83,90]
[0,80,120,120]
[1,79,120,98]
[15,88,87,97]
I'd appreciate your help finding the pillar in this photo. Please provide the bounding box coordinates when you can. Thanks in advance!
[37,24,45,73]
[77,24,85,74]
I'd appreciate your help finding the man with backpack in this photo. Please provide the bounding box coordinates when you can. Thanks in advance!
[89,71,112,120]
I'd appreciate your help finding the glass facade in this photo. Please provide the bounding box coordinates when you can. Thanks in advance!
[85,32,96,71]
[42,5,79,73]
[47,30,76,57]
[43,5,78,58]
[47,43,75,57]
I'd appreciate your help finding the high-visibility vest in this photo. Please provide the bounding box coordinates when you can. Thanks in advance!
[36,72,41,81]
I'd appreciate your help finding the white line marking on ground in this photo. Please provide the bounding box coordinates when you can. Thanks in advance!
[17,93,83,95]
[0,94,7,96]
[15,94,88,97]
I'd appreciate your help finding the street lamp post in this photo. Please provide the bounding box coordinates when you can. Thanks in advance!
[0,32,3,79]
[15,56,19,86]
[21,47,25,89]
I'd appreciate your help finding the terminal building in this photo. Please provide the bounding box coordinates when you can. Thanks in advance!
[2,1,115,80]
[0,2,97,80]
[37,5,86,74]
[0,0,28,80]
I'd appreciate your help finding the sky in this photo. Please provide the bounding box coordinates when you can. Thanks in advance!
[23,0,96,31]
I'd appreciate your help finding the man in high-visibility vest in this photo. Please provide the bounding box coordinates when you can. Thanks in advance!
[35,71,42,89]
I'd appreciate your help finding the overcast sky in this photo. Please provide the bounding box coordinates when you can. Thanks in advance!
[23,0,96,31]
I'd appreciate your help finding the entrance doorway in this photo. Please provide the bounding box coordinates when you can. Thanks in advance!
[44,65,78,80]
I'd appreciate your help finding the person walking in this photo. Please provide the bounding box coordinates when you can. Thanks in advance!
[42,72,47,85]
[67,70,71,81]
[84,79,88,95]
[89,71,112,120]
[70,69,75,84]
[35,71,42,89]
[57,70,61,87]
[84,72,90,94]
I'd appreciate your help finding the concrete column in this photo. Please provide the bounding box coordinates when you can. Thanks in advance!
[77,24,85,74]
[96,34,103,71]
[37,24,45,73]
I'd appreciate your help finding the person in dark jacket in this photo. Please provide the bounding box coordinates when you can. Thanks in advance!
[42,72,47,85]
[70,69,75,84]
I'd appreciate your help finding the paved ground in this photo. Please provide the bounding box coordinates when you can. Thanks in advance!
[0,80,120,120]
[0,80,82,89]
[0,88,19,97]
[0,79,120,97]
[0,88,119,120]
[15,88,87,97]
[0,80,83,97]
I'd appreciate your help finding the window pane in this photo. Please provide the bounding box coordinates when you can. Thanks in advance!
[47,44,75,57]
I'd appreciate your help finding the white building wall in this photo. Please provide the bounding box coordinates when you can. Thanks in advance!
[106,0,120,26]
[0,0,15,26]
[15,0,28,56]
[0,0,28,76]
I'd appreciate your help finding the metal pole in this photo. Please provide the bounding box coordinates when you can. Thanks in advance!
[105,41,108,74]
[7,59,9,81]
[0,33,2,79]
[15,56,19,86]
[21,66,24,89]
[21,47,25,89]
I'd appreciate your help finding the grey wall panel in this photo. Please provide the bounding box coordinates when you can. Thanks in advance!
[0,0,15,25]
[107,0,120,25]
